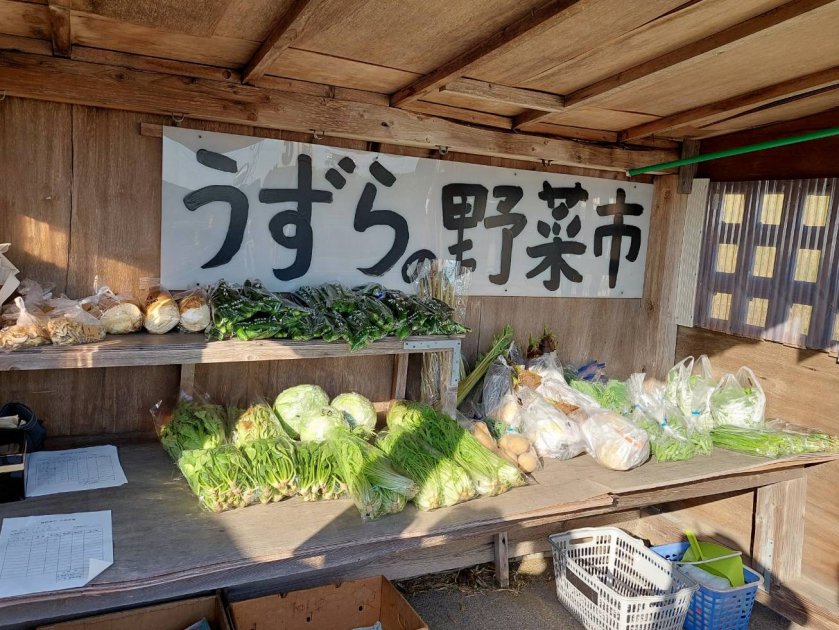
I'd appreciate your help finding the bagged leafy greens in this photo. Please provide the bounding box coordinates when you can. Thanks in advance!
[273,384,330,437]
[710,367,765,428]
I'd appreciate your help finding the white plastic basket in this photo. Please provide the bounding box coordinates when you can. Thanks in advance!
[550,527,699,630]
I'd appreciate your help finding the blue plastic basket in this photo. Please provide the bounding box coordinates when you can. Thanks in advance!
[651,542,763,630]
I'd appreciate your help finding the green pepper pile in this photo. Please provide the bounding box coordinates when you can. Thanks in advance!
[207,280,468,350]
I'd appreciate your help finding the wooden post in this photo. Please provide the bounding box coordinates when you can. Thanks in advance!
[390,353,409,401]
[179,363,196,397]
[494,531,510,588]
[753,474,807,591]
[678,139,700,194]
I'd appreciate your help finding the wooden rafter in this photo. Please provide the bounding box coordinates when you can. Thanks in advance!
[515,0,834,129]
[620,66,839,140]
[442,78,564,112]
[47,0,72,58]
[242,0,320,84]
[390,0,582,108]
[0,51,677,171]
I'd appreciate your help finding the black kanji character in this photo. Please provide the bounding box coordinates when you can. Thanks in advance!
[594,188,644,288]
[442,184,487,271]
[353,163,409,276]
[527,184,588,291]
[259,154,333,281]
[484,185,526,285]
[183,150,249,269]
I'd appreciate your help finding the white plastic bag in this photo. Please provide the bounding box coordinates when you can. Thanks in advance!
[528,351,599,410]
[665,355,716,432]
[482,357,521,428]
[710,367,765,428]
[0,297,50,350]
[518,387,585,460]
[579,408,650,471]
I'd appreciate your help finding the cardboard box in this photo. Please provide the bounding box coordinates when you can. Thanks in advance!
[38,594,232,630]
[229,576,428,630]
[0,243,20,308]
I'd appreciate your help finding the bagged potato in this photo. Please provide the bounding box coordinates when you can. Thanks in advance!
[176,286,211,333]
[578,408,650,471]
[139,278,180,334]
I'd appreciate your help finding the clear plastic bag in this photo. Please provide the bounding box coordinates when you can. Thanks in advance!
[527,352,599,412]
[579,408,650,471]
[175,286,211,333]
[139,277,180,334]
[497,431,542,473]
[482,357,521,428]
[0,297,50,351]
[710,367,765,428]
[151,389,228,461]
[665,355,716,432]
[1,279,53,327]
[84,286,143,335]
[518,387,585,460]
[46,305,106,346]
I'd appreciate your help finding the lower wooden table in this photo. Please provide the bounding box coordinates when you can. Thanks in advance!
[0,444,835,629]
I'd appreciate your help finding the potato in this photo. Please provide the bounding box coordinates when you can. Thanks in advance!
[517,452,540,473]
[499,433,531,456]
[499,448,518,466]
[470,423,497,450]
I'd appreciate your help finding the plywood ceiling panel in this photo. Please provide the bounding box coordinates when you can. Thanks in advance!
[593,2,839,117]
[536,107,659,131]
[512,0,787,94]
[70,0,232,37]
[267,47,419,93]
[70,10,258,67]
[425,89,526,117]
[697,90,839,135]
[213,0,295,42]
[469,0,686,87]
[289,0,536,75]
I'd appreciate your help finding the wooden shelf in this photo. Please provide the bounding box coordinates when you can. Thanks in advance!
[0,333,463,371]
[0,444,835,627]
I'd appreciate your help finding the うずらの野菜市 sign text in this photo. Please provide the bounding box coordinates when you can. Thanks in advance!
[161,127,653,297]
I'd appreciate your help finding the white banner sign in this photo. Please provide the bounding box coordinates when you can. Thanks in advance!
[161,127,653,297]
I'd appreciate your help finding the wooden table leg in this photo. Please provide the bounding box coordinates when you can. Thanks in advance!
[494,531,510,588]
[179,363,196,396]
[753,473,807,592]
[391,353,409,401]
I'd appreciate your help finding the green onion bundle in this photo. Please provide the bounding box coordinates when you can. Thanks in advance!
[177,446,258,512]
[386,401,523,496]
[326,428,418,520]
[711,424,839,458]
[159,398,227,461]
[378,428,476,511]
[239,438,298,503]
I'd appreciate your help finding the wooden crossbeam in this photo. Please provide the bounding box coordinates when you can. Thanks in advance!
[515,0,834,129]
[0,52,677,171]
[620,66,839,140]
[442,78,564,112]
[390,0,582,108]
[47,1,72,58]
[242,0,320,84]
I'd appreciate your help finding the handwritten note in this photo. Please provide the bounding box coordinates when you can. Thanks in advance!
[26,446,127,497]
[0,511,113,598]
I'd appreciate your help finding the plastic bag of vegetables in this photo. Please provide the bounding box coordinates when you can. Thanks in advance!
[378,428,477,510]
[239,437,297,503]
[230,402,287,445]
[576,408,650,471]
[482,358,521,429]
[527,352,599,412]
[155,395,227,461]
[326,427,418,520]
[570,379,632,416]
[331,392,377,434]
[710,367,765,428]
[664,355,716,431]
[297,405,350,442]
[273,384,330,438]
[178,445,259,512]
[711,419,839,458]
[387,401,523,496]
[518,387,585,460]
[296,440,345,501]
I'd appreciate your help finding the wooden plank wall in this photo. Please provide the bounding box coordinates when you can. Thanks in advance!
[0,95,668,440]
[676,325,839,599]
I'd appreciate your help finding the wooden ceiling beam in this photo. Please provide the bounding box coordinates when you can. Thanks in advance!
[0,51,677,171]
[390,0,582,108]
[47,1,72,58]
[620,66,839,140]
[515,0,834,129]
[442,78,564,112]
[242,0,320,84]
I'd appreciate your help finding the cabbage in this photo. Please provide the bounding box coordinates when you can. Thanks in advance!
[331,392,377,434]
[273,384,329,437]
[298,406,349,442]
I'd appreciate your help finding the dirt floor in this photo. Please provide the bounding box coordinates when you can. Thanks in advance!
[400,556,794,630]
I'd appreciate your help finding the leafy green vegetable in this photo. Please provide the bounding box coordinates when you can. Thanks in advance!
[711,424,839,458]
[457,325,513,406]
[178,446,258,512]
[273,384,330,437]
[159,399,227,461]
[331,392,377,434]
[570,379,632,416]
[387,401,523,496]
[295,440,345,501]
[239,438,297,503]
[231,403,286,445]
[298,406,349,442]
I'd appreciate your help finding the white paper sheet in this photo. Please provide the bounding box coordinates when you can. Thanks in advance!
[0,510,113,597]
[25,446,128,497]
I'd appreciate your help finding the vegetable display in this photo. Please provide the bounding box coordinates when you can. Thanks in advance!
[273,384,330,438]
[159,398,227,460]
[570,379,632,416]
[178,446,258,512]
[240,438,298,503]
[297,406,350,442]
[709,368,765,428]
[711,423,839,458]
[231,403,286,445]
[331,392,378,434]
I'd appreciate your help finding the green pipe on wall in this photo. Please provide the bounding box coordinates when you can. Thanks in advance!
[626,126,839,177]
